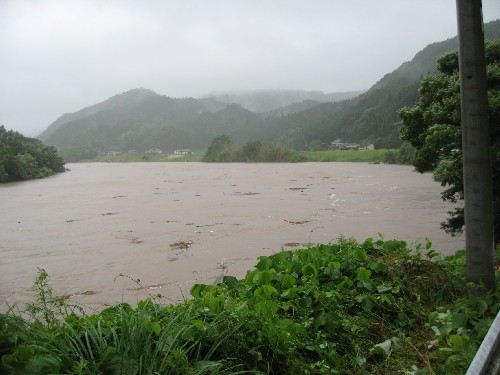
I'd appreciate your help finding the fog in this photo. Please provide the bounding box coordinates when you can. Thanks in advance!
[1,0,499,135]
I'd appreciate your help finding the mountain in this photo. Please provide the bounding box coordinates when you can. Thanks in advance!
[38,88,357,155]
[39,20,500,157]
[268,19,500,149]
[39,88,230,152]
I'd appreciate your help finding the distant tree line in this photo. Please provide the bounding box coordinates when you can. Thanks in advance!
[0,126,65,182]
[202,135,298,162]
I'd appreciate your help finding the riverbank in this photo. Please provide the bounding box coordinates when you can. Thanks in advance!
[79,149,394,163]
[1,237,498,374]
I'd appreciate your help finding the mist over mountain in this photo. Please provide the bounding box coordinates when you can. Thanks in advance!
[39,20,500,158]
[201,90,362,113]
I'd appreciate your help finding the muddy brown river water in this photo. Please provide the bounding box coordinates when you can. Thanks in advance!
[1,162,464,311]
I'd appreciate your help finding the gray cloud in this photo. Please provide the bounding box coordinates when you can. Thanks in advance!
[1,0,499,135]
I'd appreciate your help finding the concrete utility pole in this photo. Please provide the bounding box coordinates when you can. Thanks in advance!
[456,0,495,291]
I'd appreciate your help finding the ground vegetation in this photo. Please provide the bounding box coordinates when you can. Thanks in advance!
[1,237,498,374]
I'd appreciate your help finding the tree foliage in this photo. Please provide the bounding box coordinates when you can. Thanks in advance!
[399,39,500,241]
[203,135,294,162]
[0,126,65,182]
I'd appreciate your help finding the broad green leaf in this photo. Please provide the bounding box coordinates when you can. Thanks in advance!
[355,295,374,311]
[328,261,341,270]
[256,269,275,284]
[256,256,272,271]
[451,313,467,329]
[356,267,372,281]
[281,287,299,299]
[150,321,161,336]
[254,285,276,299]
[190,284,208,298]
[302,263,318,277]
[369,262,385,272]
[280,274,296,288]
[353,249,367,261]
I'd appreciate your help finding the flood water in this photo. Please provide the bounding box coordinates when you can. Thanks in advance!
[1,162,464,311]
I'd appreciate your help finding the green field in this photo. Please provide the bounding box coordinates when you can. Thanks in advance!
[294,149,393,163]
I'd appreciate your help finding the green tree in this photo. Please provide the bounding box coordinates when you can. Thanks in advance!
[241,140,262,161]
[398,39,500,242]
[202,135,233,162]
[0,125,65,182]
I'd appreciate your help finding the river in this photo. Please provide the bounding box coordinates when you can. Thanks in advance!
[0,162,464,311]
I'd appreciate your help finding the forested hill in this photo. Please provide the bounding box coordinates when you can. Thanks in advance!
[38,88,357,156]
[38,20,500,157]
[38,88,228,150]
[270,19,500,150]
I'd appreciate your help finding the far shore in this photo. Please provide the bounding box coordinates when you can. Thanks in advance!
[80,148,396,164]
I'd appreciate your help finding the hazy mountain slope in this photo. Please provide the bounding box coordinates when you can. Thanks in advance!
[41,89,227,151]
[266,100,324,117]
[39,88,159,142]
[201,89,362,113]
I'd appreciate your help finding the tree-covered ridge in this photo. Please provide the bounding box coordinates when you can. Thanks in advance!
[399,39,500,242]
[0,126,65,182]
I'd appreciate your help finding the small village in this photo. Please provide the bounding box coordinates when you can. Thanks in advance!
[328,139,374,151]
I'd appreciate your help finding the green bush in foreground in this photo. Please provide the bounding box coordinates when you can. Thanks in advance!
[1,238,498,374]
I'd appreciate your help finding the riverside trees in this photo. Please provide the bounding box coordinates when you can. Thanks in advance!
[203,135,295,162]
[398,40,500,244]
[0,125,65,182]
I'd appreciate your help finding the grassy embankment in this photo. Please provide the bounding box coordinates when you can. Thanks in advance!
[1,237,498,374]
[80,149,392,163]
[294,149,391,163]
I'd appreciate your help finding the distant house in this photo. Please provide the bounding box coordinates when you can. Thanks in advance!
[174,149,193,155]
[329,139,346,150]
[145,148,163,154]
[328,139,360,150]
[107,151,122,156]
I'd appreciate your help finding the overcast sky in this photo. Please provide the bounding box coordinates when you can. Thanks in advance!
[1,1,499,136]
